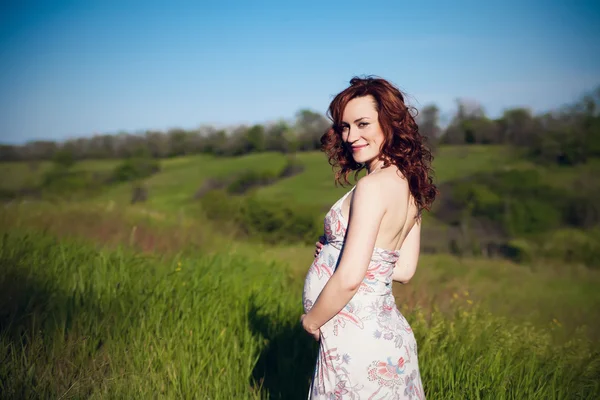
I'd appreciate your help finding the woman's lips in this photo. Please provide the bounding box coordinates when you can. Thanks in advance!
[352,144,368,152]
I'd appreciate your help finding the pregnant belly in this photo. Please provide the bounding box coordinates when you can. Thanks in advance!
[302,246,339,313]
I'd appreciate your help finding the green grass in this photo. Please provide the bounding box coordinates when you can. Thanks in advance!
[0,159,124,192]
[430,145,519,183]
[0,230,598,399]
[2,144,600,398]
[254,152,352,208]
[4,201,600,335]
[95,152,289,213]
[0,161,53,190]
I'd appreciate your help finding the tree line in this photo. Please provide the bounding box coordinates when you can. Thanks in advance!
[1,86,599,166]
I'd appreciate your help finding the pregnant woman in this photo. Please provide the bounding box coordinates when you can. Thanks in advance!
[301,76,437,399]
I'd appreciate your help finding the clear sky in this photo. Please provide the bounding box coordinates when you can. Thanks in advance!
[1,0,599,144]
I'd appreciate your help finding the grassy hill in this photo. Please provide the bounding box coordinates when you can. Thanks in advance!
[1,144,600,398]
[0,145,516,202]
[2,144,599,256]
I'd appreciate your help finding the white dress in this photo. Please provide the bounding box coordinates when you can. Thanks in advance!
[302,186,425,399]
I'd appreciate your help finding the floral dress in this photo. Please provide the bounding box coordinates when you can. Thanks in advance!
[302,186,425,399]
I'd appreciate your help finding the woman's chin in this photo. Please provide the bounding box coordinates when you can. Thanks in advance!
[352,153,378,165]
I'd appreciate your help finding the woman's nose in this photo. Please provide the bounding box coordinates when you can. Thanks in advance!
[346,126,359,142]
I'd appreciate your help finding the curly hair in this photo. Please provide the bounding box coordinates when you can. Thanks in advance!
[321,76,438,213]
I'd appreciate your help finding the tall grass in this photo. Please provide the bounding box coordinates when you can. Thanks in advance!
[0,231,315,398]
[1,231,598,399]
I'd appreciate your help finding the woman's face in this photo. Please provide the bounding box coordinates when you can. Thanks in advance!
[340,95,385,164]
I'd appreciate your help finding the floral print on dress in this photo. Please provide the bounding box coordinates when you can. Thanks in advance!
[304,186,426,399]
[367,357,406,385]
[404,370,425,400]
[330,301,365,336]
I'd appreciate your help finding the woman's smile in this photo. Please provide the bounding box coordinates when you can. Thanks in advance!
[352,144,368,152]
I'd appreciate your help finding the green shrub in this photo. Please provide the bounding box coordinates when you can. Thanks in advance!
[199,191,321,245]
[111,157,160,183]
[227,170,278,194]
[238,195,321,244]
[197,157,314,245]
[539,228,600,267]
[200,189,242,221]
[503,197,563,235]
[452,182,504,221]
[439,168,600,266]
[448,170,579,236]
[51,148,75,169]
[40,167,102,198]
[503,238,534,263]
[225,157,305,195]
[563,187,600,228]
[0,188,18,201]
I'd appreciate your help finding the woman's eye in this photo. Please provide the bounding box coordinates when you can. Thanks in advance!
[359,122,369,128]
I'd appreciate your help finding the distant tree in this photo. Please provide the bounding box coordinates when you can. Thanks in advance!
[167,128,189,157]
[417,104,441,151]
[0,145,19,161]
[63,137,91,159]
[441,99,499,144]
[497,108,536,146]
[203,129,228,155]
[20,140,58,160]
[579,86,600,159]
[245,124,266,153]
[186,129,205,154]
[52,148,75,169]
[526,86,600,165]
[418,104,441,140]
[221,125,250,156]
[265,120,296,153]
[295,109,330,151]
[467,117,500,144]
[145,130,169,158]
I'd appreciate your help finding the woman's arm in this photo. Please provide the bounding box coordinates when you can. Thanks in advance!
[392,220,421,284]
[302,176,400,333]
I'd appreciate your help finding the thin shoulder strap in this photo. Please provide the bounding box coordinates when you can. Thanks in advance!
[336,185,356,209]
[343,185,356,200]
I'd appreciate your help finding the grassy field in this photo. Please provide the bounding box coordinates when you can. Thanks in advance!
[1,145,600,398]
[1,229,598,399]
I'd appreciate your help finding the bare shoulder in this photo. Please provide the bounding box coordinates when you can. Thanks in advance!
[354,171,385,198]
[360,167,408,191]
[354,167,409,205]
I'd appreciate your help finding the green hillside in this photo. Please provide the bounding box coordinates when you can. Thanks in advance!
[0,145,522,208]
[1,144,600,398]
[3,145,599,254]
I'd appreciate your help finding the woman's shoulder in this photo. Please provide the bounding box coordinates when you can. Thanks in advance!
[355,167,409,202]
[359,166,408,189]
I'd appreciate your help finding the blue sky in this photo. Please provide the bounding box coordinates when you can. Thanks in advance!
[1,0,599,144]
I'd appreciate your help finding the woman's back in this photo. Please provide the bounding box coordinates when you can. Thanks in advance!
[338,167,419,253]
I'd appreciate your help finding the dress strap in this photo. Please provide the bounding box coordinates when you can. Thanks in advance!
[345,185,357,198]
[335,185,356,211]
[346,185,357,199]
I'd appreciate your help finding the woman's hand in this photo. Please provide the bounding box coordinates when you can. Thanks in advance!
[300,314,320,341]
[314,235,326,258]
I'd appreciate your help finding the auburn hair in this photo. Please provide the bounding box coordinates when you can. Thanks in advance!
[321,76,438,214]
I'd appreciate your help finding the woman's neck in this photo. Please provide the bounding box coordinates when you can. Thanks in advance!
[366,158,385,175]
